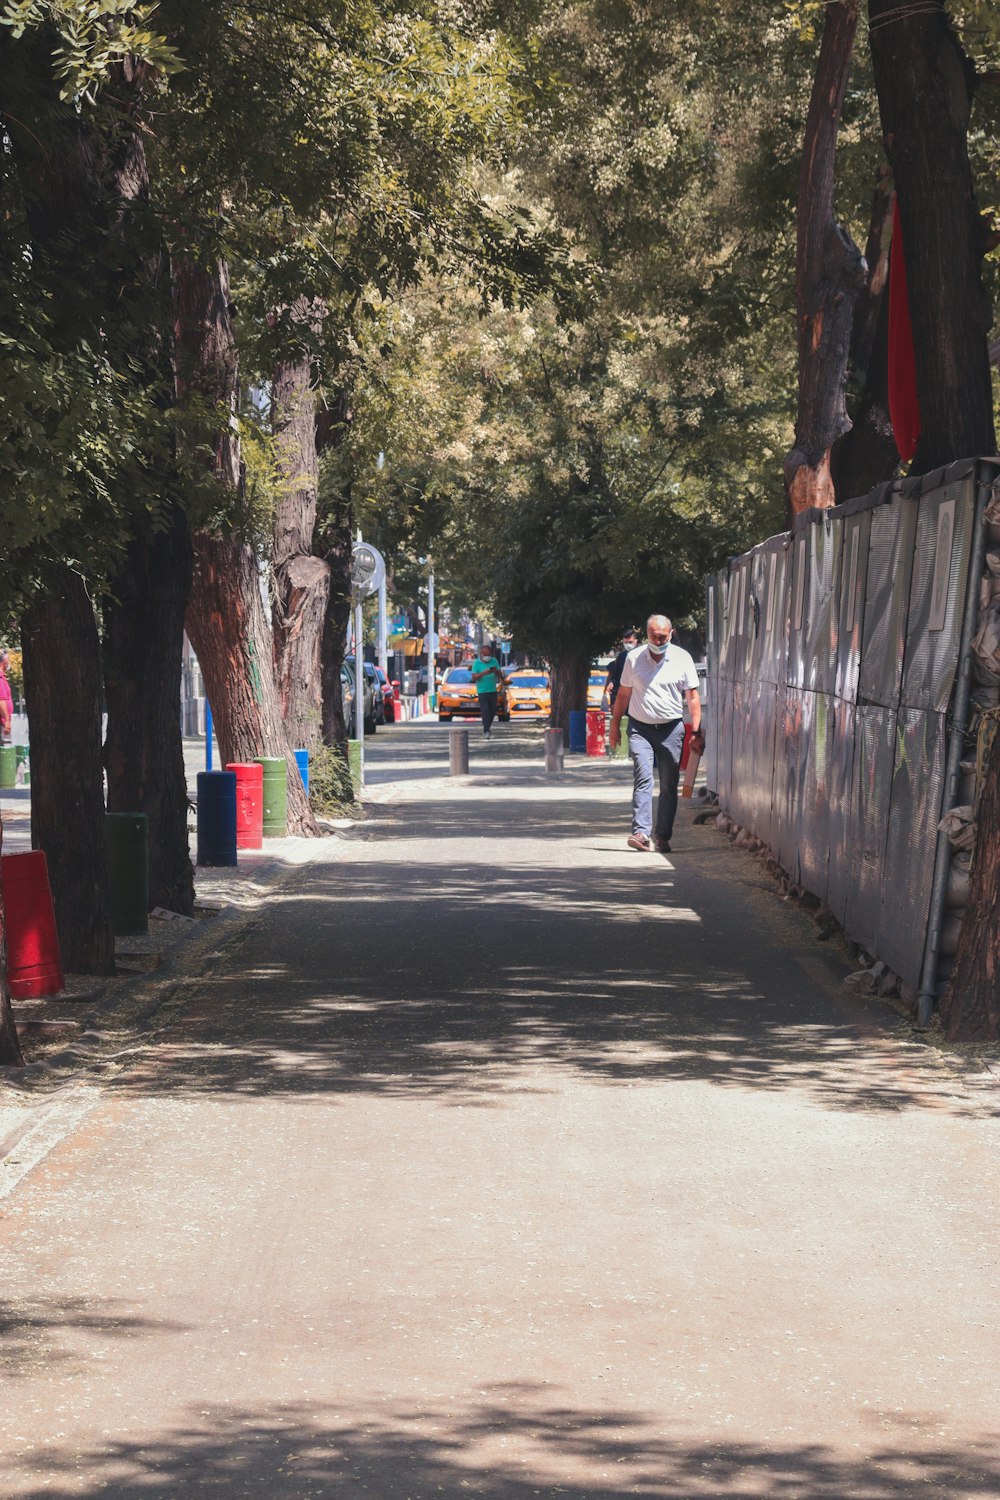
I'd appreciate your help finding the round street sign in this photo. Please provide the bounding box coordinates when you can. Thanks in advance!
[351,542,386,600]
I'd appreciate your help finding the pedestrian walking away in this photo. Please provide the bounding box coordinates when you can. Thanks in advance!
[604,627,640,713]
[469,648,508,738]
[609,615,704,852]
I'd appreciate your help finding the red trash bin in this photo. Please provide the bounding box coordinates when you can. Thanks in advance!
[226,762,264,850]
[586,708,607,756]
[1,850,64,999]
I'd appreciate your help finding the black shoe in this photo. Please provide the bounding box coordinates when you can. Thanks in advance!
[655,838,672,853]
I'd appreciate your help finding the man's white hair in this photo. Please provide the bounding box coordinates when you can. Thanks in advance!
[646,614,672,631]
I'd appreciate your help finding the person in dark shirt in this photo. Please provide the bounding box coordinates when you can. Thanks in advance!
[605,628,639,711]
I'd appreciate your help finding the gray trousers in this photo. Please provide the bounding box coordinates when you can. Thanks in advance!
[628,718,685,841]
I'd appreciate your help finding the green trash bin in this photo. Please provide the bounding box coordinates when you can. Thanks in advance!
[106,812,148,935]
[0,745,16,788]
[255,757,288,837]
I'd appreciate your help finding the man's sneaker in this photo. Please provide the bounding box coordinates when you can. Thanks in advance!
[483,730,491,739]
[655,838,672,853]
[627,832,654,852]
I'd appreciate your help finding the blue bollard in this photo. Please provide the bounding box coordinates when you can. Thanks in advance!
[294,747,309,793]
[568,709,587,753]
[197,770,237,866]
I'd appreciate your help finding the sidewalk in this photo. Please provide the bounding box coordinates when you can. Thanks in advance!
[1,719,998,1497]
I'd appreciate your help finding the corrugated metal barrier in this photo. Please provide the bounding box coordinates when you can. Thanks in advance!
[705,458,1000,1002]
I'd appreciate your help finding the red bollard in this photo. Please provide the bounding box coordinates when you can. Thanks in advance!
[226,762,264,850]
[586,708,607,756]
[1,850,64,999]
[679,724,694,770]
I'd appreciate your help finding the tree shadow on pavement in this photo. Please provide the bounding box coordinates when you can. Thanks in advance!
[7,1392,1000,1497]
[0,1296,188,1378]
[110,857,992,1119]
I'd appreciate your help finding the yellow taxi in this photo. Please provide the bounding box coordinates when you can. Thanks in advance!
[505,668,551,718]
[437,665,510,722]
[587,668,610,711]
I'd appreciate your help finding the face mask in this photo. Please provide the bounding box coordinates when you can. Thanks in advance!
[647,641,668,657]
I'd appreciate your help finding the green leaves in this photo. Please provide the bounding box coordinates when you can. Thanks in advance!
[0,0,182,99]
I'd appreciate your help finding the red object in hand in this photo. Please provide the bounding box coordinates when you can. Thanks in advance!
[679,724,694,770]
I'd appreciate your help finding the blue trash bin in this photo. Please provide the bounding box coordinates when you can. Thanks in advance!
[197,770,238,867]
[568,709,587,753]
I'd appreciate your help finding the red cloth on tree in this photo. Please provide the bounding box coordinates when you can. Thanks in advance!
[887,196,920,463]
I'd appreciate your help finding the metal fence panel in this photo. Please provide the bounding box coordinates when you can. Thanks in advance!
[803,515,841,695]
[844,703,897,954]
[774,686,807,882]
[797,689,834,900]
[858,496,917,708]
[825,697,857,926]
[877,708,948,988]
[835,510,871,704]
[786,533,810,689]
[901,475,975,711]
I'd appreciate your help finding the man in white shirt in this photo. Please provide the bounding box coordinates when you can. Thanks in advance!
[609,614,703,853]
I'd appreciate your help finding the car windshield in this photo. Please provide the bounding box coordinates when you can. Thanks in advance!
[512,675,548,687]
[445,669,473,684]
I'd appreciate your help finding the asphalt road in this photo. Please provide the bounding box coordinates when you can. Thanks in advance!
[1,719,999,1497]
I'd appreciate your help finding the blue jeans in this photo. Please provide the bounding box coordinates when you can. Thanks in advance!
[628,719,685,841]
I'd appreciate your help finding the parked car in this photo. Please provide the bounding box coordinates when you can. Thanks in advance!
[505,669,551,718]
[371,663,395,723]
[341,661,377,736]
[363,662,387,726]
[437,666,510,723]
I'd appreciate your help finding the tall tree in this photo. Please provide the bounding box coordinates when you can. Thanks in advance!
[784,0,868,517]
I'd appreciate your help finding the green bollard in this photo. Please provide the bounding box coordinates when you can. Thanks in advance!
[255,757,288,837]
[0,745,16,788]
[106,812,149,935]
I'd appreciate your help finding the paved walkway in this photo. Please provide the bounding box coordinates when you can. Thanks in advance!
[1,720,999,1497]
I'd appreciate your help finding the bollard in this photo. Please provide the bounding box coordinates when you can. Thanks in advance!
[226,762,263,850]
[106,811,149,934]
[196,770,238,867]
[294,747,309,794]
[544,726,565,774]
[611,715,630,758]
[0,744,16,788]
[586,708,607,757]
[449,727,469,775]
[254,757,288,837]
[347,738,364,797]
[567,709,587,753]
[1,850,64,998]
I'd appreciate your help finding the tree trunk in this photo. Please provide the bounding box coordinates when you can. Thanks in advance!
[941,736,1000,1041]
[21,570,115,975]
[0,819,26,1066]
[784,0,867,519]
[317,392,356,746]
[104,500,195,913]
[868,0,997,469]
[548,652,590,734]
[830,167,900,501]
[173,254,317,835]
[272,333,329,751]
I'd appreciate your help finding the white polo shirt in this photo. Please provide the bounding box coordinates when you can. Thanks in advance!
[620,643,699,724]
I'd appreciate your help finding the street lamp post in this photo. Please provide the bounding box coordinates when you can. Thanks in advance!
[427,568,436,706]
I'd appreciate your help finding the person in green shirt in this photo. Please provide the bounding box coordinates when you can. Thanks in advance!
[469,650,508,738]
